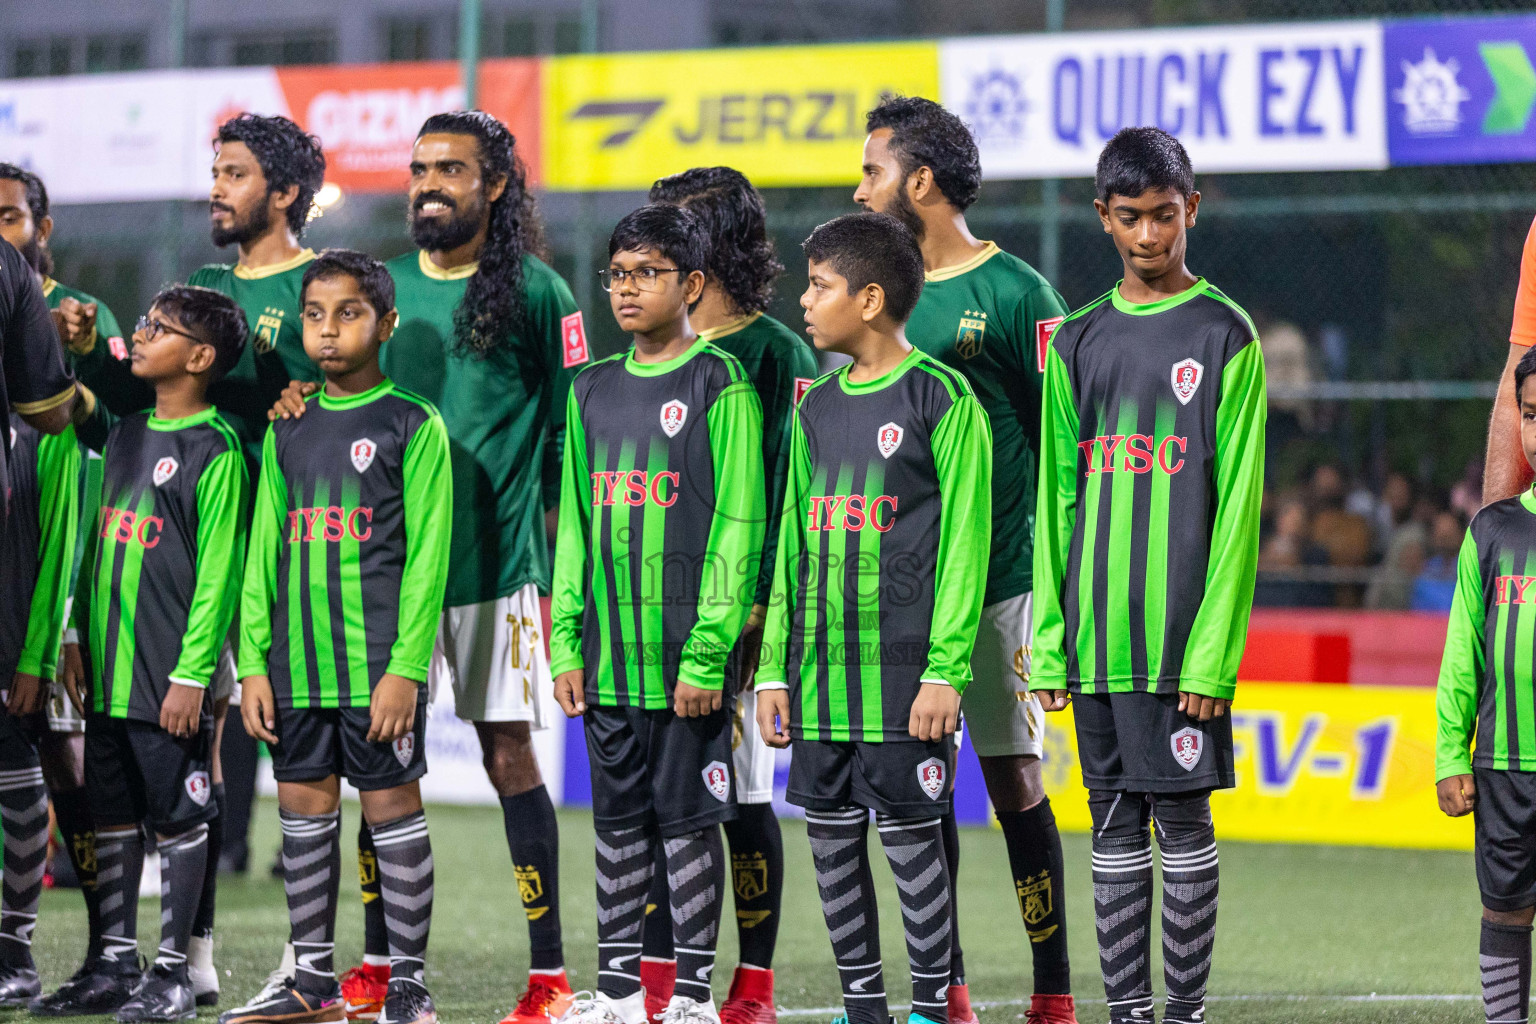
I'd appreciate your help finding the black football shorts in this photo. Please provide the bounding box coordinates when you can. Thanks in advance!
[787,737,956,818]
[1072,689,1235,794]
[1474,767,1536,911]
[268,693,428,791]
[86,714,216,833]
[585,702,738,836]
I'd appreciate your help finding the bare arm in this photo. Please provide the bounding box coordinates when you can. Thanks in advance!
[1484,343,1533,505]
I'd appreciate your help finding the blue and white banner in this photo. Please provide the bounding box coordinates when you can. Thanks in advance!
[940,21,1388,179]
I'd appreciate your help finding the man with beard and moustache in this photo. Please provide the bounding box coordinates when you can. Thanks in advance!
[267,111,585,1024]
[854,96,1078,1024]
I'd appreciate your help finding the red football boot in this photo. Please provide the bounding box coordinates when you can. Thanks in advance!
[719,966,775,1024]
[339,963,390,1022]
[500,970,575,1024]
[1024,993,1078,1024]
[639,959,675,1022]
[946,983,979,1024]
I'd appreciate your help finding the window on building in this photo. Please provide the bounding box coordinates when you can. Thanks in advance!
[85,35,147,73]
[552,17,583,54]
[13,38,73,77]
[500,17,538,56]
[385,18,433,61]
[231,31,336,67]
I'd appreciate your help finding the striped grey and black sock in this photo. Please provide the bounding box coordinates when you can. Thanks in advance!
[664,827,724,1004]
[1089,792,1154,1024]
[281,809,341,997]
[1156,812,1219,1024]
[1482,920,1533,1024]
[155,824,209,970]
[0,766,49,966]
[806,807,885,1024]
[877,815,951,1024]
[94,828,144,966]
[370,811,433,991]
[594,827,653,999]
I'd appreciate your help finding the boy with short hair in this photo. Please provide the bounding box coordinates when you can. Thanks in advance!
[755,212,993,1024]
[1438,345,1536,1024]
[225,249,452,1024]
[1031,127,1266,1024]
[83,285,251,1022]
[550,203,765,1024]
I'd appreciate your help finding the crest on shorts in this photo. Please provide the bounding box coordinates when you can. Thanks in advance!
[916,757,946,800]
[955,310,987,359]
[153,457,179,487]
[392,734,414,768]
[1170,726,1203,771]
[350,438,377,473]
[185,771,211,807]
[702,760,730,802]
[1170,358,1204,406]
[877,422,904,459]
[660,400,689,438]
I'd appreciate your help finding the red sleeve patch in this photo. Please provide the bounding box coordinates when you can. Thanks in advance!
[560,312,590,369]
[107,336,128,361]
[1035,316,1065,373]
[793,377,813,404]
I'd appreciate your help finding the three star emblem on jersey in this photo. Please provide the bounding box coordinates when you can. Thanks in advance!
[1171,726,1203,771]
[185,771,211,807]
[916,757,946,799]
[702,760,730,802]
[350,438,377,473]
[660,399,689,438]
[392,734,414,768]
[877,422,904,459]
[152,457,179,486]
[955,310,988,359]
[1171,358,1205,405]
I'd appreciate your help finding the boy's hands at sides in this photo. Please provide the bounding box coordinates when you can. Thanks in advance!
[368,673,419,744]
[553,670,586,718]
[674,681,722,718]
[59,643,86,715]
[1179,691,1231,722]
[1036,689,1071,712]
[240,675,280,743]
[909,682,961,742]
[6,673,47,716]
[160,683,205,739]
[269,380,320,422]
[756,689,791,749]
[1438,774,1477,817]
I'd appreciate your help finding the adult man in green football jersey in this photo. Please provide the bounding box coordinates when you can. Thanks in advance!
[272,111,582,1024]
[854,96,1076,1024]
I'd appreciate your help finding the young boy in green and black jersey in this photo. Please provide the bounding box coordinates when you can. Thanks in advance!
[755,212,992,1024]
[1437,345,1536,1024]
[1031,128,1266,1024]
[228,250,452,1024]
[81,285,251,1023]
[550,203,765,1024]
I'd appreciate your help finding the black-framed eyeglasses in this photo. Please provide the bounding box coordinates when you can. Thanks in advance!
[135,315,204,344]
[598,267,683,292]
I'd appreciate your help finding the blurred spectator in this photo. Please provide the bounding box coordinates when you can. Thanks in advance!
[1365,476,1430,610]
[1450,460,1485,521]
[1308,463,1374,572]
[1255,492,1333,607]
[1410,510,1468,612]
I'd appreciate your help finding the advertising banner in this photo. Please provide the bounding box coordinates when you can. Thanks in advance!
[939,21,1388,179]
[540,42,940,190]
[1386,14,1536,166]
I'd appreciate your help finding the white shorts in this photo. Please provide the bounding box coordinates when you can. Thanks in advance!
[429,584,551,727]
[731,688,775,805]
[962,591,1045,758]
[46,680,84,734]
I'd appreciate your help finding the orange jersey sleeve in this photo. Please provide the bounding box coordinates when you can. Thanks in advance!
[1512,214,1536,347]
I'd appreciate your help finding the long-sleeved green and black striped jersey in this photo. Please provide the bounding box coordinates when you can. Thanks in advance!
[758,347,993,743]
[238,381,453,708]
[1436,491,1536,778]
[1031,279,1266,701]
[550,341,765,709]
[1,415,81,682]
[89,408,249,720]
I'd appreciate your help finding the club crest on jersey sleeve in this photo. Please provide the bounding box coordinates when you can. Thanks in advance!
[152,457,179,486]
[1035,316,1064,373]
[561,311,590,368]
[392,734,415,768]
[1171,358,1204,406]
[917,757,946,799]
[185,770,211,806]
[877,422,904,459]
[660,399,689,438]
[1171,726,1203,771]
[350,438,377,473]
[793,377,813,404]
[702,760,730,802]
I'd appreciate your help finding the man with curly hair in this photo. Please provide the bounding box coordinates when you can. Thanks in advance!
[267,111,585,1024]
[855,96,1077,1024]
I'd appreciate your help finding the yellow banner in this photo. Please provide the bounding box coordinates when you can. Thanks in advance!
[541,42,941,190]
[1040,683,1469,850]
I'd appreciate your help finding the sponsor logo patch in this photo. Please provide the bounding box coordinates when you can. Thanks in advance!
[793,377,813,404]
[561,311,590,368]
[107,336,128,361]
[916,756,946,799]
[1035,316,1064,372]
[1171,726,1203,771]
[876,422,904,459]
[185,771,211,807]
[703,760,730,801]
[152,457,178,486]
[1170,357,1205,405]
[350,437,376,473]
[392,734,414,768]
[660,399,689,438]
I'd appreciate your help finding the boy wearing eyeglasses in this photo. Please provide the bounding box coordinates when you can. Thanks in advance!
[549,203,765,1024]
[73,285,250,1022]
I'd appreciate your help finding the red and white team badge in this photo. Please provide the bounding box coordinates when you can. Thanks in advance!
[185,771,211,807]
[1170,358,1204,406]
[152,457,179,487]
[561,311,590,369]
[876,422,904,459]
[660,400,689,438]
[793,377,814,404]
[392,734,415,768]
[350,438,377,473]
[703,761,730,802]
[1035,316,1064,373]
[107,335,128,361]
[1171,727,1203,771]
[916,757,947,800]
